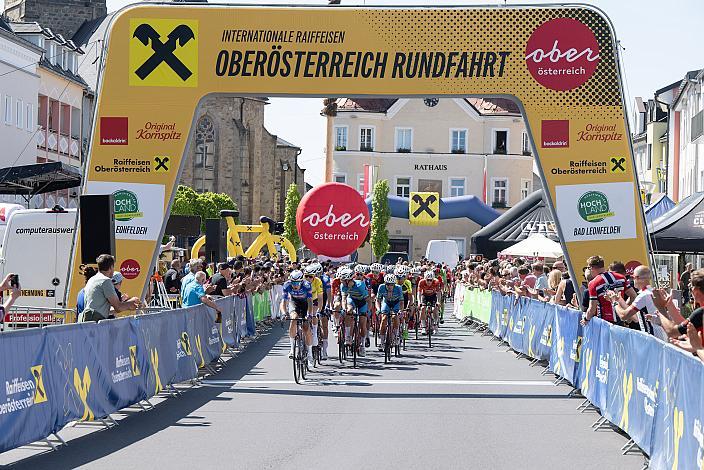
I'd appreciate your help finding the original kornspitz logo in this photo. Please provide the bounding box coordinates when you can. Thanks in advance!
[129,19,198,87]
[525,18,600,91]
[578,191,614,222]
[113,190,143,222]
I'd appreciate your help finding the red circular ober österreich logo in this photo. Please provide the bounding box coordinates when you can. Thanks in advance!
[624,260,642,277]
[525,17,601,91]
[120,259,141,280]
[296,183,370,258]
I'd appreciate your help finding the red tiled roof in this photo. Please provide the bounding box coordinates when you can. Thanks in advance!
[465,97,521,115]
[335,98,397,113]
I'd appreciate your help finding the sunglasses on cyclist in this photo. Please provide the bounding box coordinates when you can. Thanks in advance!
[291,281,302,286]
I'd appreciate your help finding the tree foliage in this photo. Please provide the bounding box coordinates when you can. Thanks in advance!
[171,185,237,233]
[370,179,391,261]
[283,183,302,250]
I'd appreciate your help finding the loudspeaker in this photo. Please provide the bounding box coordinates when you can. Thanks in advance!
[205,218,227,264]
[80,194,115,265]
[165,215,201,236]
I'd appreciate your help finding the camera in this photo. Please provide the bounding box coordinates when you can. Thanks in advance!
[10,274,19,288]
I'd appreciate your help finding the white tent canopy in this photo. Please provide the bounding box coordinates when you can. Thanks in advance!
[499,233,563,259]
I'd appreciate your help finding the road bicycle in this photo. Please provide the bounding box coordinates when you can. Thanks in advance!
[421,301,437,348]
[344,309,364,368]
[312,310,326,367]
[381,310,402,364]
[290,316,308,384]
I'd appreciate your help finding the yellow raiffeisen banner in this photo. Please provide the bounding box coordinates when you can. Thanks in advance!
[67,4,650,306]
[409,192,440,226]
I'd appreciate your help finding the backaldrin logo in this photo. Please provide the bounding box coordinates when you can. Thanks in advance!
[525,17,600,91]
[541,120,569,148]
[129,19,198,87]
[100,117,128,145]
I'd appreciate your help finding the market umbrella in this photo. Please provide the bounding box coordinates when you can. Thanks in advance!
[499,233,564,259]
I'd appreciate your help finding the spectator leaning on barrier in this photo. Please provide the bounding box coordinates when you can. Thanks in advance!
[582,255,636,325]
[182,271,222,322]
[112,272,127,301]
[655,269,704,357]
[607,265,668,341]
[180,259,202,299]
[81,255,140,322]
[210,262,233,297]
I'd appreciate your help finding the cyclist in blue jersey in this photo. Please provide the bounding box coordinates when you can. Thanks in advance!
[376,274,405,351]
[341,268,371,357]
[280,270,314,367]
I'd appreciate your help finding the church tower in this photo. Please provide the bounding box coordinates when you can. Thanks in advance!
[3,0,107,39]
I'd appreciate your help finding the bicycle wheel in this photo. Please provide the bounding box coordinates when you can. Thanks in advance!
[415,310,419,340]
[428,316,432,348]
[338,321,345,364]
[300,346,308,380]
[374,313,379,347]
[293,337,301,384]
[352,320,358,369]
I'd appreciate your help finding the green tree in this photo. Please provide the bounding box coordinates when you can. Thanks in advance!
[283,183,302,250]
[169,185,237,233]
[370,179,391,261]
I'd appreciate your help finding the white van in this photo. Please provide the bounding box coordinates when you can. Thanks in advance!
[0,206,76,320]
[425,240,459,269]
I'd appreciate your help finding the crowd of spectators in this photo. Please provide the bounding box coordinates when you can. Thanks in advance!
[454,255,704,363]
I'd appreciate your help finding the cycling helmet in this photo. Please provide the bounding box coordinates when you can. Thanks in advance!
[289,270,304,282]
[424,270,435,280]
[339,268,354,280]
[412,267,423,276]
[393,266,405,277]
[384,274,397,284]
[370,263,383,273]
[354,264,367,274]
[304,264,317,275]
[314,263,324,276]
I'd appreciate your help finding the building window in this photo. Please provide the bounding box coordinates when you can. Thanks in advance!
[360,127,374,151]
[15,99,22,128]
[48,42,56,65]
[522,132,531,155]
[521,179,532,199]
[194,115,216,193]
[26,103,33,132]
[647,144,652,170]
[451,129,467,153]
[396,177,411,198]
[493,130,508,154]
[395,128,412,152]
[447,237,466,258]
[450,178,465,197]
[491,178,509,207]
[333,174,347,184]
[334,126,347,150]
[4,96,12,125]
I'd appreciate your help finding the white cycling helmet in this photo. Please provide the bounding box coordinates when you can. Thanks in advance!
[393,266,405,277]
[354,264,367,274]
[304,264,318,275]
[384,273,397,284]
[424,270,435,280]
[289,270,304,282]
[339,268,354,280]
[370,263,383,273]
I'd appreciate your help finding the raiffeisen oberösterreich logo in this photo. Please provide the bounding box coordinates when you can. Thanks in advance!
[525,17,600,91]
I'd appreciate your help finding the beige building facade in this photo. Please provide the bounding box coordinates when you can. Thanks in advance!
[331,97,535,262]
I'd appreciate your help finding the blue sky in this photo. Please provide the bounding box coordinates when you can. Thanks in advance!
[107,0,703,184]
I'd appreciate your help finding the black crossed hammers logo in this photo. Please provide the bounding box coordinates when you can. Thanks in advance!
[133,24,195,81]
[412,194,438,218]
[154,156,169,171]
[610,157,626,172]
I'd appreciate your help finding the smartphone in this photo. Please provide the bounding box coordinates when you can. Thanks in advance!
[10,274,19,288]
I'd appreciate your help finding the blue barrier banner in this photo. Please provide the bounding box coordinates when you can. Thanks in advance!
[44,322,117,427]
[235,295,248,342]
[549,305,581,384]
[524,300,547,361]
[576,317,602,409]
[592,318,612,412]
[650,344,704,469]
[0,328,53,453]
[508,297,528,355]
[95,318,148,413]
[498,294,513,339]
[187,305,222,367]
[536,303,555,361]
[489,290,502,336]
[216,297,237,349]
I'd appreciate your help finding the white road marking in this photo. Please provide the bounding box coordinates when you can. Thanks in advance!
[201,379,554,387]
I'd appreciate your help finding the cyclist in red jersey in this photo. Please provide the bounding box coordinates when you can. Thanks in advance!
[418,271,442,334]
[582,255,636,325]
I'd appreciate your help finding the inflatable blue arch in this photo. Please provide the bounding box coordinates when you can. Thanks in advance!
[365,194,500,227]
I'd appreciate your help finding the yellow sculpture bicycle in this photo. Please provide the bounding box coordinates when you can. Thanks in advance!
[190,211,297,262]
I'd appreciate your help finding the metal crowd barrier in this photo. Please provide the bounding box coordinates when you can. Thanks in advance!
[3,306,73,330]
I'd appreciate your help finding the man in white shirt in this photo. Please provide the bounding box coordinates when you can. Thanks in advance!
[608,265,667,341]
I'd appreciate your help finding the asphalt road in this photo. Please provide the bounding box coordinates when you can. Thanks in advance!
[5,305,645,469]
